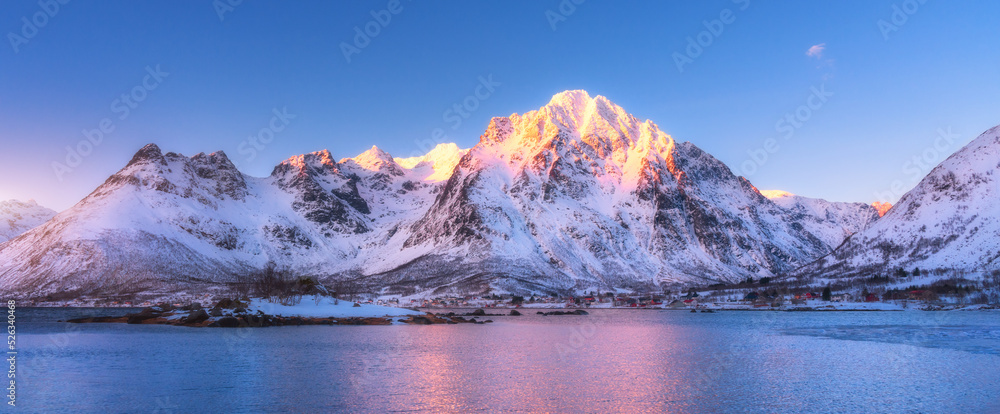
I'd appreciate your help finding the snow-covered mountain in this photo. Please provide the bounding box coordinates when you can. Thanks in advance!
[0,142,456,297]
[0,91,881,298]
[759,190,880,249]
[397,90,868,294]
[0,200,56,243]
[800,125,1000,279]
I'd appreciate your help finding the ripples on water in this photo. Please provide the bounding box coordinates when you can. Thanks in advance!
[16,308,1000,413]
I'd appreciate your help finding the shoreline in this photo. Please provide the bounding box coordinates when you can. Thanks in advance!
[28,305,995,313]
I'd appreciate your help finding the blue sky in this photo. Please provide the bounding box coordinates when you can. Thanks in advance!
[1,0,998,210]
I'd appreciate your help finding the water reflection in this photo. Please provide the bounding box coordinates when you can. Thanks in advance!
[17,308,1000,413]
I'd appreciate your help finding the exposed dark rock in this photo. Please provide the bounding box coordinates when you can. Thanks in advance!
[126,307,162,324]
[410,316,433,325]
[65,316,127,323]
[216,316,240,328]
[538,310,589,316]
[183,309,209,324]
[125,143,167,167]
[213,299,244,310]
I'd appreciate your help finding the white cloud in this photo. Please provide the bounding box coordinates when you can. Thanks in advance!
[806,43,826,58]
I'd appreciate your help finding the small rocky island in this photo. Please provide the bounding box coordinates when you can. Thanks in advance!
[64,298,506,327]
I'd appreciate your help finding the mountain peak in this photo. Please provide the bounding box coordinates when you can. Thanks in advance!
[760,190,795,199]
[395,143,461,168]
[126,143,167,167]
[542,90,628,122]
[191,150,233,164]
[341,145,401,173]
[395,142,468,182]
[483,90,670,162]
[871,201,892,217]
[547,90,594,108]
[273,149,337,177]
[356,145,395,163]
[0,199,57,243]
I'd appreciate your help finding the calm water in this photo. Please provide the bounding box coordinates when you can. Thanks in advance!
[15,308,1000,413]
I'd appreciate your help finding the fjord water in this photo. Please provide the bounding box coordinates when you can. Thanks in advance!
[18,309,1000,413]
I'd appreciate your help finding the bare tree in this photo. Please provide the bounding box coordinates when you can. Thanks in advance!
[250,262,291,302]
[230,272,253,300]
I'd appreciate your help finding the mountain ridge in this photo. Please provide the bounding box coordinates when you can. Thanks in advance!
[798,125,1000,280]
[0,91,890,299]
[0,199,57,244]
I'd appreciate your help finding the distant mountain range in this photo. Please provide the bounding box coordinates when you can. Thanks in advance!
[0,199,56,243]
[0,91,995,299]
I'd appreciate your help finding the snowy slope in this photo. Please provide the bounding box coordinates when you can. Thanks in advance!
[0,143,453,297]
[247,296,422,318]
[0,91,885,298]
[0,200,56,243]
[395,143,468,182]
[800,125,1000,279]
[391,91,852,293]
[759,190,880,249]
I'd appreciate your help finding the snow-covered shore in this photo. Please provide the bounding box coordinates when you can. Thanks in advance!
[63,296,482,328]
[247,296,423,318]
